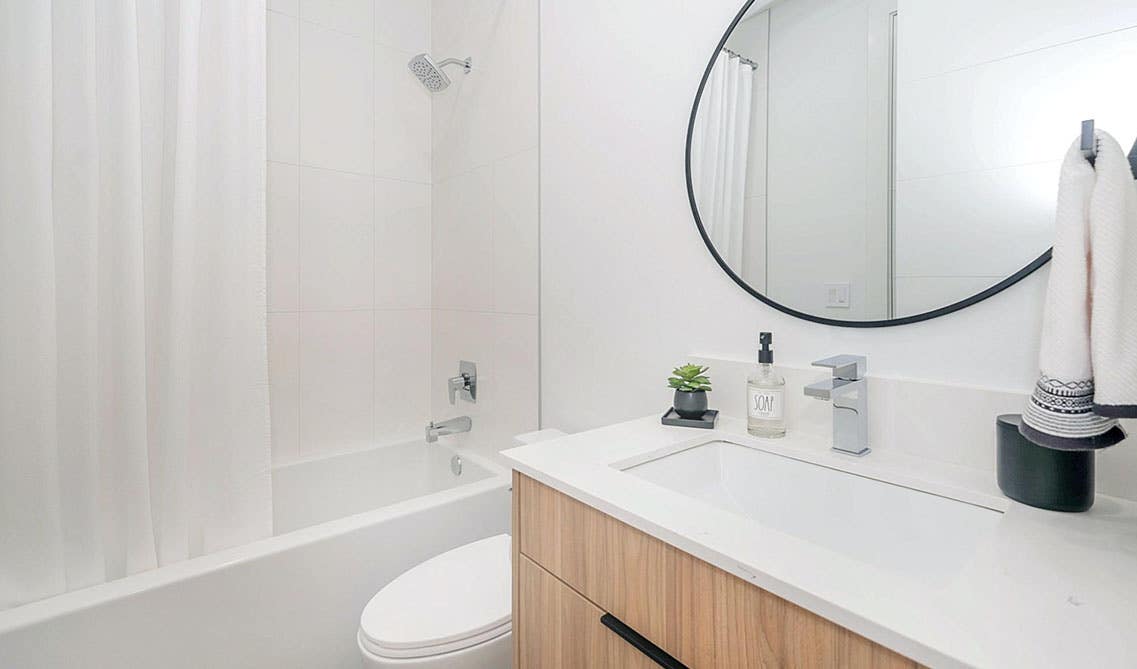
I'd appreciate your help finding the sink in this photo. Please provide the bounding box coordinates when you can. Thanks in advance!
[622,440,1002,586]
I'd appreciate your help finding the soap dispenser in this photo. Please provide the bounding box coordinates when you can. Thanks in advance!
[747,332,786,438]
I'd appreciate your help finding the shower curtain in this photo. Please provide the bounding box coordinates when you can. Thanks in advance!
[691,50,754,269]
[0,1,270,609]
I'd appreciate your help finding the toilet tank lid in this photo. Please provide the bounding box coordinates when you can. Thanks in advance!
[359,534,512,656]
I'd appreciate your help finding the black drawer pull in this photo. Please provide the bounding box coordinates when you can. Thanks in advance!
[600,613,689,669]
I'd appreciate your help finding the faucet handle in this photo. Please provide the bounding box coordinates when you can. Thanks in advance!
[447,360,478,405]
[811,355,866,380]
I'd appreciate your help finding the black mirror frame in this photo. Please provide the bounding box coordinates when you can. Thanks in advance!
[684,0,1052,328]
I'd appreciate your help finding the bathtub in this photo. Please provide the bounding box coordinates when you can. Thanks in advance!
[0,441,511,668]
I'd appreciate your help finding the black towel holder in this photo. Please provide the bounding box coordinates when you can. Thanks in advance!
[1081,118,1137,179]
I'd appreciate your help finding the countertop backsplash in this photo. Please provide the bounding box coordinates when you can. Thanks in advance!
[689,354,1137,502]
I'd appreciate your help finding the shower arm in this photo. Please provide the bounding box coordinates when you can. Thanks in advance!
[436,57,473,73]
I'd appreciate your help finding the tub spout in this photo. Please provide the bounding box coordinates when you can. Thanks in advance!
[426,416,472,443]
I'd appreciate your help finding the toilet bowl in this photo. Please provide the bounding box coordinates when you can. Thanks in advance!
[358,534,512,668]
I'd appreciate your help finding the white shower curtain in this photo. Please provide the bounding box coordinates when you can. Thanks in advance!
[691,50,754,269]
[0,1,270,609]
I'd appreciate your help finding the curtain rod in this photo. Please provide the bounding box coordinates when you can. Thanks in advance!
[721,47,759,69]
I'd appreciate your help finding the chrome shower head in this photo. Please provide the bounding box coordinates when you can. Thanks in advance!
[407,53,472,92]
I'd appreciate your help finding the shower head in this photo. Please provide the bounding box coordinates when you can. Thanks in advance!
[407,53,472,92]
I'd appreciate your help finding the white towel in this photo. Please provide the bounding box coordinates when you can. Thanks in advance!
[1089,132,1137,417]
[1022,132,1130,447]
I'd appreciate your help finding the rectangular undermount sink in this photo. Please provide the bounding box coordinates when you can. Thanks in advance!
[622,440,1002,586]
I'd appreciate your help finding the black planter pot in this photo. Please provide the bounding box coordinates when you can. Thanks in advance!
[673,390,708,419]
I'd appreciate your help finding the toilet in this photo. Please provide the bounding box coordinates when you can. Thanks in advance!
[358,534,512,668]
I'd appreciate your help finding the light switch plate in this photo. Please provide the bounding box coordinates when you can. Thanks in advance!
[825,283,851,308]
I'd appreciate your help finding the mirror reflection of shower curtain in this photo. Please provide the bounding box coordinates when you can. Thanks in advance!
[0,1,270,609]
[691,50,753,269]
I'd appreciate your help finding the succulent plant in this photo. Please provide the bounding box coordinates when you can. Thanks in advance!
[667,364,712,393]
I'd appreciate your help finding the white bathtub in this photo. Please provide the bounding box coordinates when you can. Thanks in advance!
[0,441,511,668]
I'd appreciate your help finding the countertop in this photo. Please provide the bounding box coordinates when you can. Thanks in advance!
[501,415,1137,669]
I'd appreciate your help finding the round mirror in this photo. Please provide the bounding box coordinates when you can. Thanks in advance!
[687,0,1132,326]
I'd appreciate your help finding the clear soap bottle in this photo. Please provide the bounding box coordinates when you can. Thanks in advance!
[747,332,786,438]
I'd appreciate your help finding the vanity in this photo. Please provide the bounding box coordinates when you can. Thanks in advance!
[503,417,1137,668]
[512,472,916,668]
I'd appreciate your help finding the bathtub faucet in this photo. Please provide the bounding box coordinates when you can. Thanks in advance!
[426,416,472,443]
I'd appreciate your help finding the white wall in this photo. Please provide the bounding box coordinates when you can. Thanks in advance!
[539,0,1046,426]
[266,1,433,463]
[539,0,1136,497]
[430,0,539,464]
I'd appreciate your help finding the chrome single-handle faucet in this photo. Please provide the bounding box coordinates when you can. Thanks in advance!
[448,360,477,404]
[425,416,472,443]
[804,355,869,456]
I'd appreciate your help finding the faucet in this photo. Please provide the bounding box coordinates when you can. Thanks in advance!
[426,416,472,443]
[804,355,869,456]
[448,360,477,404]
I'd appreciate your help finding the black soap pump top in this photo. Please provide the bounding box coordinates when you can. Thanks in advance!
[758,332,774,364]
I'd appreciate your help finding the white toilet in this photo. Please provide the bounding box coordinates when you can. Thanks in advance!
[358,534,512,668]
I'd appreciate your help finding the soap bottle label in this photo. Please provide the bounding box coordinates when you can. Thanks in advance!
[748,387,783,420]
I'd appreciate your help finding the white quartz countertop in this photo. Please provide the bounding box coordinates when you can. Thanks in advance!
[501,415,1137,669]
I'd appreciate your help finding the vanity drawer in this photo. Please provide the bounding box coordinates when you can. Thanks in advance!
[518,554,657,668]
[515,472,915,668]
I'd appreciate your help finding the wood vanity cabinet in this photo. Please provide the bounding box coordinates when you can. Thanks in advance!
[512,472,917,669]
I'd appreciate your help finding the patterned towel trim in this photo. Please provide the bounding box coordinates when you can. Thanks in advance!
[1022,374,1118,438]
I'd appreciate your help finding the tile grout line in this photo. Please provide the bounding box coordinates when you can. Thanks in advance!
[904,22,1137,84]
[293,7,304,459]
[371,28,379,446]
[268,158,431,186]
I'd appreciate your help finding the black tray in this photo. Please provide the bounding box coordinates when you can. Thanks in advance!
[661,408,718,429]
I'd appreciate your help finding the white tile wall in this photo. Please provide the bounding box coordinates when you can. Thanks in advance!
[432,165,494,311]
[267,1,438,460]
[375,0,431,53]
[299,310,375,453]
[431,309,496,421]
[266,0,536,462]
[431,0,538,182]
[269,0,300,17]
[375,309,432,440]
[489,313,539,433]
[299,21,375,174]
[429,310,538,453]
[429,0,540,464]
[267,12,299,163]
[492,148,539,315]
[299,167,375,310]
[268,313,301,462]
[374,178,431,309]
[267,162,300,312]
[375,44,432,182]
[300,0,375,40]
